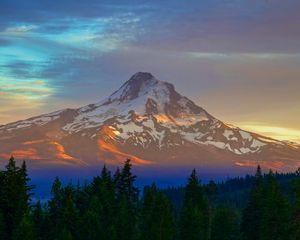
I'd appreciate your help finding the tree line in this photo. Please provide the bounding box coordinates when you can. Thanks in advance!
[0,157,300,240]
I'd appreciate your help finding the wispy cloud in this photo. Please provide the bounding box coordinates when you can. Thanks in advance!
[0,77,52,99]
[240,124,300,144]
[188,52,300,60]
[5,24,38,34]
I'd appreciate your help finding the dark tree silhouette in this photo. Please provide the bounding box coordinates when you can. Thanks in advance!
[179,169,209,240]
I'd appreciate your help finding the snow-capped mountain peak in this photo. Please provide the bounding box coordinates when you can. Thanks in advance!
[66,72,212,134]
[109,72,160,102]
[0,72,299,171]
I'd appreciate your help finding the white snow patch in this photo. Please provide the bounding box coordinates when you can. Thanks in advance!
[251,139,266,148]
[203,141,233,151]
[239,131,253,141]
[0,110,63,132]
[223,130,234,139]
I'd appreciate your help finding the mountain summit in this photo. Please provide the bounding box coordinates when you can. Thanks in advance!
[0,73,299,172]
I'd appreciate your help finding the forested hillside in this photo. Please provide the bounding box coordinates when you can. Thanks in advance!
[0,157,300,240]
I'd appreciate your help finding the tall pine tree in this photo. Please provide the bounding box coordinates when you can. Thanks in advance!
[48,177,63,239]
[261,170,290,240]
[241,165,264,240]
[0,157,33,239]
[179,169,209,240]
[81,196,104,240]
[12,215,36,240]
[115,159,139,203]
[139,184,176,240]
[114,159,139,240]
[211,205,241,240]
[32,201,47,240]
[60,185,80,239]
[0,210,6,240]
[291,168,300,240]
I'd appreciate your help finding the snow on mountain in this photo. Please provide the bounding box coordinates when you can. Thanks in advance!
[0,110,64,132]
[0,72,299,172]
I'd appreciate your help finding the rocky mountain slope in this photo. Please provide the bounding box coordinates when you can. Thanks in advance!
[0,72,299,172]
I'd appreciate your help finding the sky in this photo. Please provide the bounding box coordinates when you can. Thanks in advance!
[0,0,299,143]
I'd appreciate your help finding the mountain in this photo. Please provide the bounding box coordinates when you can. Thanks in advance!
[0,72,299,172]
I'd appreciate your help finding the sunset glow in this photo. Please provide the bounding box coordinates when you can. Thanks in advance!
[240,124,300,144]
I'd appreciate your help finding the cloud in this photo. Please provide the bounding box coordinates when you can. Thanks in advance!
[188,52,300,60]
[0,77,53,99]
[239,124,300,143]
[5,25,38,34]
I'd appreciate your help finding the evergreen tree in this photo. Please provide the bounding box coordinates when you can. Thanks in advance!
[32,201,45,240]
[19,161,34,211]
[87,165,116,239]
[241,165,264,240]
[57,228,72,240]
[73,181,89,216]
[155,193,176,240]
[139,184,176,240]
[261,170,290,240]
[49,177,63,213]
[211,205,240,240]
[115,159,139,203]
[179,169,209,240]
[60,186,80,239]
[113,167,121,188]
[114,196,136,240]
[1,157,33,239]
[91,165,115,212]
[113,160,139,240]
[48,177,63,238]
[98,165,115,239]
[291,168,300,240]
[12,215,36,240]
[0,210,6,240]
[82,196,104,240]
[139,185,156,240]
[2,156,20,237]
[205,180,218,198]
[205,179,218,239]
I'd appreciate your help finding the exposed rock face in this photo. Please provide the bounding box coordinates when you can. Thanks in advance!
[0,72,299,172]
